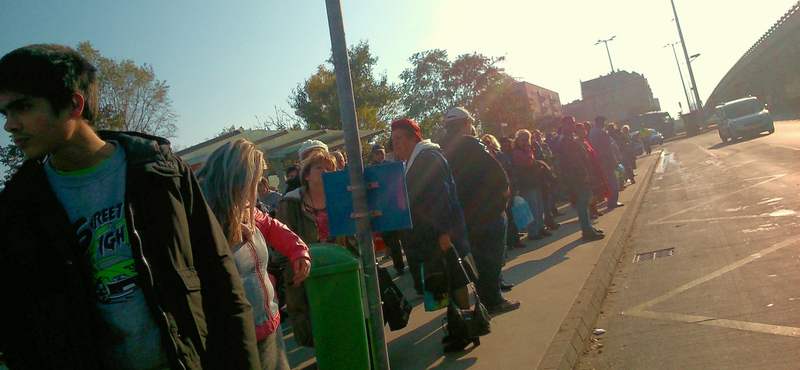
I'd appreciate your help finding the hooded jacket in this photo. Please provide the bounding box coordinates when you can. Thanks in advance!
[401,140,471,262]
[0,131,259,370]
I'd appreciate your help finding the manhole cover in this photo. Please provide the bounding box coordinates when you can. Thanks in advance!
[633,248,675,262]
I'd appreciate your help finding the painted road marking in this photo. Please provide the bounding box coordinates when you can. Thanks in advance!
[695,143,718,158]
[622,235,800,337]
[648,174,787,224]
[646,214,793,225]
[651,173,775,193]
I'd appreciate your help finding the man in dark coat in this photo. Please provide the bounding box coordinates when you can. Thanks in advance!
[439,107,520,315]
[557,116,605,241]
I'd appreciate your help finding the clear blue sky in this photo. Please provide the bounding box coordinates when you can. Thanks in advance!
[1,0,796,151]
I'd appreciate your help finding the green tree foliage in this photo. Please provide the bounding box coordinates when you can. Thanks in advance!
[290,41,401,132]
[77,41,178,138]
[399,50,508,137]
[473,75,536,139]
[0,143,25,186]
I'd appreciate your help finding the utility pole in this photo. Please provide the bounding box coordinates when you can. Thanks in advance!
[595,36,616,74]
[665,42,692,112]
[324,1,390,369]
[670,0,703,113]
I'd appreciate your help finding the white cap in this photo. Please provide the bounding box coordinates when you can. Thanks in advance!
[298,139,328,159]
[445,107,474,123]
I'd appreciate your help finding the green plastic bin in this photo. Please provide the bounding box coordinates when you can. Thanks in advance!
[305,243,370,370]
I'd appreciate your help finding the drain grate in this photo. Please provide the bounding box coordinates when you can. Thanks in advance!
[633,248,675,262]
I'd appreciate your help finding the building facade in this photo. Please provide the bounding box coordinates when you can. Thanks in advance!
[568,71,660,124]
[512,81,563,119]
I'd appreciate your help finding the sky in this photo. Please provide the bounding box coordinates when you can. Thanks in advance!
[1,0,796,152]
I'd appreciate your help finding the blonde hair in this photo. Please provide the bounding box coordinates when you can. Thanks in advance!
[514,129,531,149]
[300,151,337,190]
[196,139,265,247]
[481,134,500,150]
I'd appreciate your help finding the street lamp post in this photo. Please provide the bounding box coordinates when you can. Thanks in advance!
[670,0,703,113]
[595,36,616,74]
[665,42,692,113]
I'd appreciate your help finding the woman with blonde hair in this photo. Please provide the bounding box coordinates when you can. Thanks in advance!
[197,139,311,370]
[275,150,358,347]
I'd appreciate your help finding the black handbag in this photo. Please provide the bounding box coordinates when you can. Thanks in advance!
[443,249,491,338]
[377,266,413,331]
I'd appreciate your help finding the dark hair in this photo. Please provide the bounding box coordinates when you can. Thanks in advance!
[284,164,299,177]
[0,44,98,124]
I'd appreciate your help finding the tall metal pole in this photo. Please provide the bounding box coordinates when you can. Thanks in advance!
[595,37,616,74]
[324,1,390,369]
[670,0,703,112]
[604,41,615,73]
[666,42,692,112]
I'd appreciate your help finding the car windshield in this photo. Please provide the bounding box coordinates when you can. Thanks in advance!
[724,99,763,118]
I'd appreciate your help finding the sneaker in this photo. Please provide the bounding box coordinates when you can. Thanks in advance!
[581,232,605,241]
[487,299,521,315]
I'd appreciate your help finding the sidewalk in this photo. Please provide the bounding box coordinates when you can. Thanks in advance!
[287,153,661,370]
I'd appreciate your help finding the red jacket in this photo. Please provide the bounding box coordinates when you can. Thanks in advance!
[255,210,311,270]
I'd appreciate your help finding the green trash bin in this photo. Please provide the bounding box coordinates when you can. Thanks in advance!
[305,243,370,370]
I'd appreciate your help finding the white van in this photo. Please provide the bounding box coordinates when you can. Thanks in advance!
[716,96,774,142]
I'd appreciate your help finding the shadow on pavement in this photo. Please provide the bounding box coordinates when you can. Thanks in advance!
[503,239,585,286]
[387,312,479,370]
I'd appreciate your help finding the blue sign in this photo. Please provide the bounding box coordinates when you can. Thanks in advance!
[323,161,412,236]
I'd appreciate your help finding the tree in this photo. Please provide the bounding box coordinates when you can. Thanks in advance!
[473,75,536,139]
[289,41,401,132]
[0,143,25,186]
[399,49,507,136]
[77,41,178,138]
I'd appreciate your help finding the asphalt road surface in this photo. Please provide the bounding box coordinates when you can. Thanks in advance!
[580,120,800,370]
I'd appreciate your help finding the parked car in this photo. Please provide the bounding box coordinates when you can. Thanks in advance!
[715,96,774,142]
[628,129,664,155]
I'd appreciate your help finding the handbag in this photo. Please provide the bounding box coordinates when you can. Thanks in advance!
[510,196,533,230]
[443,248,492,338]
[377,266,413,331]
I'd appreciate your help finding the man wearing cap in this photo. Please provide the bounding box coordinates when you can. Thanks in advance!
[588,116,624,210]
[371,144,386,165]
[557,116,605,241]
[440,107,520,315]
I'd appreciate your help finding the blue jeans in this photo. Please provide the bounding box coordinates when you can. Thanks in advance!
[521,189,544,236]
[603,167,619,208]
[571,185,594,235]
[467,214,507,307]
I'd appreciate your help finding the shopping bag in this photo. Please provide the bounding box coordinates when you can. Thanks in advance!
[421,263,449,312]
[511,196,533,230]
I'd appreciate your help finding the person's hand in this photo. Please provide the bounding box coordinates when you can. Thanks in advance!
[292,258,311,286]
[438,234,452,251]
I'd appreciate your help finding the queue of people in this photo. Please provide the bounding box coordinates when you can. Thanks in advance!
[0,43,642,369]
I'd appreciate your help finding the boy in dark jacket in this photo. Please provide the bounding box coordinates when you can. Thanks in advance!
[0,44,260,369]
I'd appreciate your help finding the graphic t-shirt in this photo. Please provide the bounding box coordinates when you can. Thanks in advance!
[45,142,169,370]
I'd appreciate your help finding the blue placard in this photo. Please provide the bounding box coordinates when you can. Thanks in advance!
[323,161,412,237]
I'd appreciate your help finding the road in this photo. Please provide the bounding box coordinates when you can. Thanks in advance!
[579,120,800,369]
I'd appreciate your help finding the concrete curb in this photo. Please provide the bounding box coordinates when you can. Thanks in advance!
[536,152,661,370]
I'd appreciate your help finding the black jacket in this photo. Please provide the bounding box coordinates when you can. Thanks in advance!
[0,131,260,370]
[440,134,509,228]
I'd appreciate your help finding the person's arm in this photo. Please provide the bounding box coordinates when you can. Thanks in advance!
[180,160,260,370]
[255,209,311,285]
